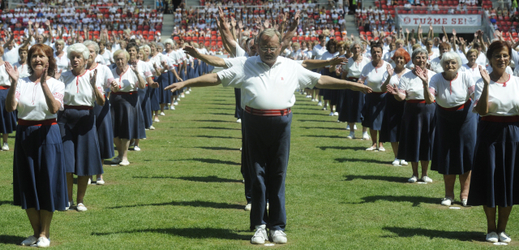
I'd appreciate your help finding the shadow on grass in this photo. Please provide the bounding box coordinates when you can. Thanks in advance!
[196,146,240,151]
[207,113,233,116]
[92,227,250,240]
[0,235,25,245]
[297,119,336,123]
[0,200,13,206]
[381,227,482,242]
[302,135,344,139]
[167,158,240,166]
[193,119,231,123]
[343,175,404,183]
[207,103,233,106]
[109,200,243,210]
[348,195,439,206]
[198,127,241,131]
[133,175,243,183]
[319,146,365,151]
[294,112,329,116]
[335,158,389,164]
[194,135,241,140]
[300,126,344,130]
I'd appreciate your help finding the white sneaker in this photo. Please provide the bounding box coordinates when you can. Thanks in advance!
[149,125,155,130]
[66,200,75,211]
[499,232,512,243]
[421,176,433,183]
[362,132,370,140]
[317,101,322,106]
[173,101,179,106]
[133,146,141,151]
[2,142,8,151]
[462,199,468,207]
[392,159,401,166]
[334,112,339,116]
[306,95,312,98]
[329,112,334,116]
[160,112,165,116]
[236,118,241,123]
[119,160,130,166]
[31,237,50,248]
[87,178,92,185]
[154,118,160,122]
[170,105,176,110]
[486,232,499,243]
[244,203,251,211]
[408,176,418,183]
[346,125,350,130]
[400,160,409,166]
[96,178,105,185]
[76,203,87,212]
[270,230,287,244]
[186,90,190,94]
[346,132,355,139]
[21,235,38,246]
[180,93,185,98]
[251,225,267,244]
[378,147,386,152]
[440,198,453,206]
[366,146,376,151]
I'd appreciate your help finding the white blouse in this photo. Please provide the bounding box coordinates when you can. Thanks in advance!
[0,64,10,86]
[428,72,475,108]
[88,63,114,94]
[360,61,392,92]
[60,70,103,107]
[12,62,30,79]
[344,56,371,79]
[15,77,65,120]
[398,69,437,100]
[54,52,70,73]
[474,75,519,116]
[111,66,140,92]
[460,64,483,83]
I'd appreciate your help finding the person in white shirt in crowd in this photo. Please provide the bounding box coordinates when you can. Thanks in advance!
[165,28,371,245]
[429,42,451,73]
[461,48,484,83]
[6,44,67,248]
[98,40,114,66]
[0,46,16,151]
[341,40,371,140]
[3,30,32,65]
[58,43,105,212]
[386,48,436,183]
[162,39,183,113]
[320,39,340,114]
[13,45,30,79]
[311,34,327,104]
[360,41,392,151]
[423,51,476,207]
[109,49,146,166]
[54,39,69,74]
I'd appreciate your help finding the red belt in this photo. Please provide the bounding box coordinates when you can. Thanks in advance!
[481,115,519,123]
[18,119,57,126]
[65,105,93,110]
[0,86,10,90]
[245,106,291,116]
[112,91,137,95]
[438,99,471,111]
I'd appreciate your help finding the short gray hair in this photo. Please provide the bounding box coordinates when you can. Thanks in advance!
[164,38,176,46]
[255,28,282,46]
[140,44,151,53]
[83,40,99,54]
[55,39,65,46]
[349,39,363,51]
[440,51,462,71]
[67,43,90,60]
[412,48,428,60]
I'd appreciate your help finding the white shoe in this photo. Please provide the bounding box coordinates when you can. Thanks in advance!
[346,125,350,130]
[440,197,453,206]
[21,235,38,246]
[119,160,130,166]
[306,95,312,98]
[76,203,87,212]
[421,176,433,183]
[244,203,251,211]
[378,147,386,152]
[499,232,512,243]
[354,124,358,130]
[334,112,339,116]
[366,146,376,151]
[408,176,418,183]
[87,178,92,185]
[329,112,334,116]
[160,112,165,116]
[392,159,400,166]
[462,199,468,207]
[346,132,355,139]
[96,178,105,185]
[251,225,267,244]
[362,132,370,140]
[186,90,190,94]
[66,200,75,211]
[317,101,322,106]
[180,93,185,98]
[322,107,327,110]
[400,160,409,166]
[170,105,176,110]
[270,230,287,244]
[31,237,50,248]
[236,118,241,123]
[486,232,499,243]
[133,146,141,151]
[2,142,8,151]
[154,118,160,122]
[149,125,155,130]
[173,101,178,106]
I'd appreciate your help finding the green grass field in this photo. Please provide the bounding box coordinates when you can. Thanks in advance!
[0,86,517,249]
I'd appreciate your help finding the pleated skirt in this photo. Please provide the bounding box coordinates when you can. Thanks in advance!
[431,101,477,175]
[13,124,68,211]
[338,88,365,123]
[149,76,160,111]
[397,102,436,162]
[138,86,153,129]
[380,95,405,142]
[58,108,103,176]
[361,92,386,130]
[93,100,115,159]
[110,93,146,140]
[0,88,17,134]
[158,71,171,104]
[468,120,519,207]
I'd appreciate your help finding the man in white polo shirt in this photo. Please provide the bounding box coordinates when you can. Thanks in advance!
[166,28,371,245]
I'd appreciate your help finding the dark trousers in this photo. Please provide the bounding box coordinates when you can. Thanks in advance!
[234,88,242,119]
[243,111,292,231]
[241,111,252,203]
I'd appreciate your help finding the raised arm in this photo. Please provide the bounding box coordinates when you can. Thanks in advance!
[316,75,372,93]
[184,45,226,67]
[281,11,300,52]
[165,72,221,93]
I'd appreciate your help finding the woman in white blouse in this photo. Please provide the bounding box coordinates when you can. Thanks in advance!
[469,41,519,244]
[54,39,69,74]
[59,43,105,212]
[422,51,477,207]
[13,45,30,78]
[320,39,340,115]
[0,46,17,151]
[461,48,483,83]
[110,50,146,166]
[6,44,67,248]
[386,48,436,183]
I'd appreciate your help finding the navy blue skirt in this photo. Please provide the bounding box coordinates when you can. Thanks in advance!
[149,77,160,111]
[361,92,387,130]
[110,93,146,140]
[380,95,405,142]
[138,86,153,129]
[58,108,104,176]
[13,123,68,211]
[0,88,17,134]
[206,62,215,73]
[468,119,519,207]
[431,101,477,175]
[93,100,115,160]
[177,69,186,94]
[397,101,436,162]
[338,89,365,123]
[158,72,171,104]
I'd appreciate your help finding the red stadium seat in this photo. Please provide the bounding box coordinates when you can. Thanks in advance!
[174,36,180,40]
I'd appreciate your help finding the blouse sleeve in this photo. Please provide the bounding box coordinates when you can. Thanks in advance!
[51,79,65,111]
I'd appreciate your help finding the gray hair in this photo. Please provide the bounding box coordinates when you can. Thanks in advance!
[412,48,428,60]
[67,43,90,60]
[55,39,66,46]
[349,39,363,51]
[83,40,100,54]
[255,28,282,46]
[440,51,462,70]
[140,44,151,53]
[113,49,130,61]
[164,38,176,46]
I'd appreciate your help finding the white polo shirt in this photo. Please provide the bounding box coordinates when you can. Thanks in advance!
[60,70,103,106]
[15,77,65,120]
[217,56,321,109]
[398,69,437,100]
[428,71,475,108]
[474,75,519,116]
